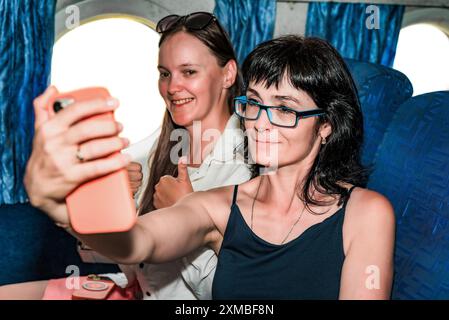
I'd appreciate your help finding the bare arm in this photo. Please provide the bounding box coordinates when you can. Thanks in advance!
[339,191,395,300]
[67,191,218,265]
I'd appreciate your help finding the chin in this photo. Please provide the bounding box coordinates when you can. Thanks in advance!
[251,152,280,168]
[170,112,195,127]
[248,142,280,166]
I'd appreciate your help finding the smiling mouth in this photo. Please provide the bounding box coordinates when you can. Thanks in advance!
[171,98,194,107]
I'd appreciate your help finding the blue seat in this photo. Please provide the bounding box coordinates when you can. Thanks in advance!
[344,59,413,167]
[367,91,449,299]
[0,203,119,285]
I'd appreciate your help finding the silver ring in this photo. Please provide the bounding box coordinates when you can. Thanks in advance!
[76,146,85,162]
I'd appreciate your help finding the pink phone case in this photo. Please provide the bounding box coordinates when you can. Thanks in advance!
[48,87,137,234]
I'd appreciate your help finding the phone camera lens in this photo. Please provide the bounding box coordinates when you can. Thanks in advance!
[53,98,74,113]
[53,101,63,113]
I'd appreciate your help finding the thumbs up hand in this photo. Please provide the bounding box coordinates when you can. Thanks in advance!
[153,157,194,209]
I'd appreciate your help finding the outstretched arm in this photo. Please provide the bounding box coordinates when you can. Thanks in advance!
[25,86,219,266]
[68,191,218,265]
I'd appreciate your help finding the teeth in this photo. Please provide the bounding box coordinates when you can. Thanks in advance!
[172,98,194,105]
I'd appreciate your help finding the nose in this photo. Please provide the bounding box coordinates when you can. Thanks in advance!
[254,108,272,132]
[167,74,183,96]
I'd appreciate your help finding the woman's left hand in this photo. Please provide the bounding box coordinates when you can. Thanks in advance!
[153,157,193,209]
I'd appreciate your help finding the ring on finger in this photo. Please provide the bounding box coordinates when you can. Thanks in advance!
[76,145,85,162]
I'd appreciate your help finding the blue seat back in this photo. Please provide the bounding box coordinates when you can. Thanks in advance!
[345,59,413,167]
[367,91,449,299]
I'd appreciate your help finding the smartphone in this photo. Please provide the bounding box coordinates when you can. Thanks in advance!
[72,275,116,300]
[48,87,137,234]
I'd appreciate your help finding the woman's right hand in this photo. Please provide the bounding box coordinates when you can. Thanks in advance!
[127,162,143,196]
[24,86,131,227]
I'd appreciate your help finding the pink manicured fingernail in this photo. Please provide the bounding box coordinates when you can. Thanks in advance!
[106,98,119,108]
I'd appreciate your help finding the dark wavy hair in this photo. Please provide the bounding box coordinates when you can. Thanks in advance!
[241,35,367,208]
[138,16,242,215]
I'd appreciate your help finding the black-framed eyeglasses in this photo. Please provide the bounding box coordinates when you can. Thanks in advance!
[156,12,224,34]
[234,96,325,128]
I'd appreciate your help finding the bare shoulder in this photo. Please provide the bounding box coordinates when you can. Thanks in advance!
[345,187,395,235]
[339,187,395,299]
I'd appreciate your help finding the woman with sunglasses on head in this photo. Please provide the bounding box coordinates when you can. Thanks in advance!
[117,11,252,300]
[17,35,395,299]
[0,12,251,300]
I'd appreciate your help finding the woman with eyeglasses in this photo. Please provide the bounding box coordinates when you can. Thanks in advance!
[12,35,395,299]
[0,12,252,300]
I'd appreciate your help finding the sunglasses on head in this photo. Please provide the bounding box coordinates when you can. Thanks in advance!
[156,12,222,34]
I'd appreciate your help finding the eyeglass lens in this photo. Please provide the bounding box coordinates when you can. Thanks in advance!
[236,101,298,127]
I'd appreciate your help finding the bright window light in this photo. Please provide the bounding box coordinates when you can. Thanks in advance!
[393,24,449,96]
[51,18,165,144]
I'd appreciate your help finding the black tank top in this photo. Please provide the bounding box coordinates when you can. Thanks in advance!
[212,185,356,300]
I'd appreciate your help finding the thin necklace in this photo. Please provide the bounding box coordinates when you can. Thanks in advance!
[251,176,307,245]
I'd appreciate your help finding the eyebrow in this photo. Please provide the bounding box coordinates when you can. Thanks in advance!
[247,88,301,105]
[246,88,261,98]
[274,95,301,105]
[157,63,201,70]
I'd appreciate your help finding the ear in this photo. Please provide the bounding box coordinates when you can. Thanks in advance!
[319,122,332,140]
[222,59,238,89]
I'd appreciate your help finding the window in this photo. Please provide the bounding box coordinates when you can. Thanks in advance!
[393,23,449,96]
[51,17,165,144]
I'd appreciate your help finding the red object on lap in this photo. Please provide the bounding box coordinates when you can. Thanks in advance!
[42,276,140,300]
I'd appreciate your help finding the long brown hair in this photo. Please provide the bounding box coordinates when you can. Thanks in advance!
[138,17,242,215]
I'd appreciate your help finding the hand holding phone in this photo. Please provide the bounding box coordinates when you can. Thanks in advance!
[48,87,137,234]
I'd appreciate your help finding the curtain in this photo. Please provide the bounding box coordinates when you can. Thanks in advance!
[0,0,56,204]
[214,0,276,65]
[306,2,404,67]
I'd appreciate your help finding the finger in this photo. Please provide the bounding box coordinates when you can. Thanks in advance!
[127,162,142,172]
[130,185,141,195]
[65,119,123,145]
[128,170,143,182]
[78,137,129,161]
[156,175,176,187]
[74,153,132,182]
[56,97,119,128]
[177,156,190,182]
[33,86,59,130]
[129,181,142,189]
